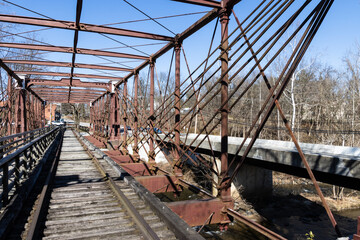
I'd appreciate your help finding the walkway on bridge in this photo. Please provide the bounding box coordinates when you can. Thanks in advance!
[4,129,202,240]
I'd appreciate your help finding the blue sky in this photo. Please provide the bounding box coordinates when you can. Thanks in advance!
[1,0,360,80]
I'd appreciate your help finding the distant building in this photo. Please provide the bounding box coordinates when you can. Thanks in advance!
[45,104,57,122]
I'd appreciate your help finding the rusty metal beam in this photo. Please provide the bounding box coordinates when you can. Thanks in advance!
[171,0,221,8]
[0,42,149,60]
[135,175,182,193]
[0,59,44,103]
[47,99,90,103]
[69,0,84,102]
[0,58,23,86]
[31,87,106,94]
[115,8,218,88]
[222,0,241,9]
[35,92,101,97]
[166,198,232,226]
[43,95,95,100]
[15,71,123,81]
[0,14,173,41]
[3,59,133,72]
[28,78,110,90]
[177,8,218,42]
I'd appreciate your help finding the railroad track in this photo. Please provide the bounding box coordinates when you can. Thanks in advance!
[6,129,183,240]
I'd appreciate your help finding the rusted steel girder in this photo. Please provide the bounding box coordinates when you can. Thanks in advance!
[0,59,23,86]
[15,71,123,81]
[219,5,231,203]
[2,59,133,72]
[133,71,139,156]
[171,0,221,8]
[68,0,84,102]
[31,87,106,94]
[41,92,97,98]
[0,14,173,41]
[28,79,110,90]
[174,41,182,177]
[135,175,182,193]
[109,92,119,140]
[0,42,149,60]
[19,88,27,133]
[166,198,233,227]
[7,75,13,135]
[149,61,155,163]
[121,80,128,153]
[43,96,95,101]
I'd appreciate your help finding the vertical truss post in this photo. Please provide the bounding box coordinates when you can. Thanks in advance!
[36,98,39,128]
[115,90,121,143]
[174,39,183,177]
[14,87,20,133]
[121,80,128,154]
[133,71,140,159]
[105,94,109,138]
[110,92,116,140]
[89,103,93,132]
[19,77,27,133]
[92,101,96,133]
[219,5,232,204]
[149,60,155,163]
[7,74,13,135]
[95,99,99,134]
[101,95,105,136]
[41,101,45,127]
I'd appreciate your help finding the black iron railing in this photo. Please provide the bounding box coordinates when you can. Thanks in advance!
[0,126,60,207]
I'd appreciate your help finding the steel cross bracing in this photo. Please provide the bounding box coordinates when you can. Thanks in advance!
[0,0,351,239]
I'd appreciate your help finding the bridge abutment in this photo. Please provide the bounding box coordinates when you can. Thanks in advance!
[230,163,273,200]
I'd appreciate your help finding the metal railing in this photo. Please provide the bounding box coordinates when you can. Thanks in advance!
[0,126,60,208]
[0,126,56,158]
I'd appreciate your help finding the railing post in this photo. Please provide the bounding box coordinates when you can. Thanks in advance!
[149,60,155,164]
[219,4,232,204]
[174,39,182,177]
[2,162,9,207]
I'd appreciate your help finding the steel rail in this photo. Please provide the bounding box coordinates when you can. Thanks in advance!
[226,208,286,240]
[73,130,161,240]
